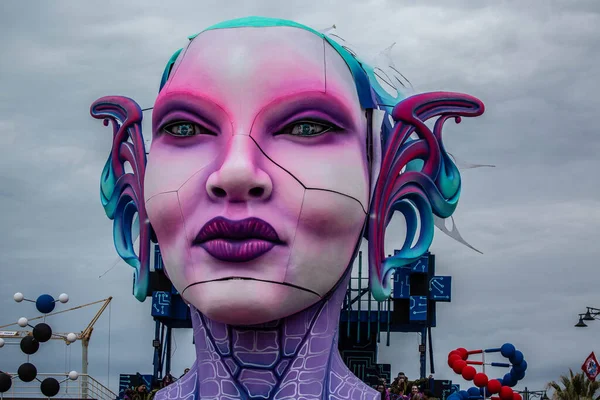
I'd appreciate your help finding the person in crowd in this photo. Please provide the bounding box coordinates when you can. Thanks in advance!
[178,368,190,379]
[161,373,175,388]
[377,384,392,400]
[410,384,422,400]
[391,372,408,395]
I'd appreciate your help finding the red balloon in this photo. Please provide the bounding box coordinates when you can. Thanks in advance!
[456,348,468,359]
[512,393,522,400]
[448,354,462,368]
[473,373,489,387]
[448,351,460,360]
[487,379,502,394]
[452,360,467,374]
[461,366,477,380]
[499,386,514,400]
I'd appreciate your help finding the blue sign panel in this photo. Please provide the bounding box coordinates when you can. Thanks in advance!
[392,267,411,299]
[410,255,429,273]
[409,295,428,322]
[151,291,172,317]
[429,276,452,302]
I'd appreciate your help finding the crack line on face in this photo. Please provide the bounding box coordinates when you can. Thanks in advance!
[181,277,321,298]
[281,189,308,289]
[176,190,193,271]
[145,190,178,205]
[247,134,368,213]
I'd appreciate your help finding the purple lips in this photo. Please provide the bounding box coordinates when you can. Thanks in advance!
[194,217,283,262]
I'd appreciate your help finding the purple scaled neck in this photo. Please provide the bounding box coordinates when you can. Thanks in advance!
[155,274,378,399]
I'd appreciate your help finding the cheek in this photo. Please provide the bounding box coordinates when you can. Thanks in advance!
[145,192,191,291]
[251,132,370,210]
[144,136,221,201]
[284,190,366,295]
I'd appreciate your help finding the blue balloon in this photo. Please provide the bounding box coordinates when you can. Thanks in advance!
[512,369,526,380]
[510,350,524,365]
[35,294,55,314]
[503,372,516,387]
[513,360,528,373]
[459,390,470,400]
[448,394,461,400]
[468,387,481,397]
[501,343,516,358]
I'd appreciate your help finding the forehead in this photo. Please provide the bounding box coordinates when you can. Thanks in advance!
[160,26,360,120]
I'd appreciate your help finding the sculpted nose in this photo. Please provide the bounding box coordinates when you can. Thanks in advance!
[206,135,273,202]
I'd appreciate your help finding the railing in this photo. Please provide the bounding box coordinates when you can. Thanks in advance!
[0,373,117,400]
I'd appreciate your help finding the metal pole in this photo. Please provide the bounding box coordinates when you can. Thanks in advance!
[165,327,172,376]
[152,320,161,385]
[357,251,362,343]
[82,338,89,399]
[482,351,486,400]
[420,328,427,379]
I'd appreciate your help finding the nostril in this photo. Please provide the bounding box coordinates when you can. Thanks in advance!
[211,187,227,198]
[249,187,264,198]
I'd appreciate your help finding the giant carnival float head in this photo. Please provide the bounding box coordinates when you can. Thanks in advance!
[91,17,485,400]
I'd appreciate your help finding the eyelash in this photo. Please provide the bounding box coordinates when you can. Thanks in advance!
[162,121,217,137]
[274,120,339,137]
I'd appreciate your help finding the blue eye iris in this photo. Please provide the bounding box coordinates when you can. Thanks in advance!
[288,122,331,137]
[177,123,194,136]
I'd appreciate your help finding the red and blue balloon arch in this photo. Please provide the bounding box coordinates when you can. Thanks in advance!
[447,343,527,400]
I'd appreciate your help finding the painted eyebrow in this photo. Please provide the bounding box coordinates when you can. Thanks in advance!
[152,92,229,133]
[255,91,358,133]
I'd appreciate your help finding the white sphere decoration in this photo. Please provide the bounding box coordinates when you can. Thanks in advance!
[58,293,69,303]
[17,317,28,327]
[68,370,79,380]
[66,333,77,343]
[13,292,24,302]
[0,338,4,348]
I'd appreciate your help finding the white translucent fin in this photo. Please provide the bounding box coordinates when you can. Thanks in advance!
[318,24,337,35]
[434,215,482,254]
[448,152,495,170]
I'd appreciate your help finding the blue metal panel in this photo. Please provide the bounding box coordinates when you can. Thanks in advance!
[411,255,429,273]
[429,276,452,301]
[409,296,428,322]
[151,291,172,317]
[392,267,411,299]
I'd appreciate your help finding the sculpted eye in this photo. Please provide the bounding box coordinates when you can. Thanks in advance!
[163,121,216,137]
[277,121,336,137]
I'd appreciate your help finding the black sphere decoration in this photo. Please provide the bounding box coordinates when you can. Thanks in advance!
[17,362,37,382]
[20,336,39,355]
[0,372,12,393]
[40,377,60,397]
[33,322,52,342]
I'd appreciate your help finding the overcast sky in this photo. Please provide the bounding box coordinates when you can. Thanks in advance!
[1,0,599,397]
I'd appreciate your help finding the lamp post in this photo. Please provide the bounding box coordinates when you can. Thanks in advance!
[574,307,600,328]
[517,388,549,400]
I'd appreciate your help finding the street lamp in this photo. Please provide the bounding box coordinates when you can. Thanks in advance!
[575,307,600,327]
[517,388,549,400]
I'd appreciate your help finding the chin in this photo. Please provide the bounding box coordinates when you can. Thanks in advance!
[183,279,321,325]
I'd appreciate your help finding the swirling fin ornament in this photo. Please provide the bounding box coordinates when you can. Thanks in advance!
[90,96,150,302]
[368,92,485,301]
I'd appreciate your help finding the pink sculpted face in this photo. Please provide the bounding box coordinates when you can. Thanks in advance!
[144,26,370,325]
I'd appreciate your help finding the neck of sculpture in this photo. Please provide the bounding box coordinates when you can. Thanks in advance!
[189,274,349,399]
